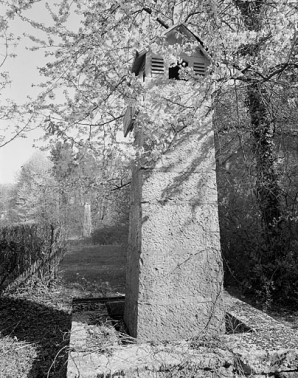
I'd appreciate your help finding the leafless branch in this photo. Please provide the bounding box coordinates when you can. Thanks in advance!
[184,11,203,23]
[0,115,35,149]
[111,181,131,191]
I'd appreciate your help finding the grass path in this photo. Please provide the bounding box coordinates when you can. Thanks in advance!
[59,242,126,296]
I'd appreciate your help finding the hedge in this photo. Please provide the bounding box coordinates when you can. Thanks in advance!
[0,222,67,292]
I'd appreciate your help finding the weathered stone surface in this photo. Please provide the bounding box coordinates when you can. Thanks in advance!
[124,115,225,342]
[67,295,298,378]
[67,300,234,378]
[224,293,298,376]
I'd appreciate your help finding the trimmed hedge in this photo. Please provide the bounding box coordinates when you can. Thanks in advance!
[0,222,67,291]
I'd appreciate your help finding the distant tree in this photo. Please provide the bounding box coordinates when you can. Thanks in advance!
[50,140,130,235]
[12,151,59,224]
[0,183,15,225]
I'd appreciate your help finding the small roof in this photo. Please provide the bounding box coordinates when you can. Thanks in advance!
[163,24,204,47]
[131,23,210,74]
[162,23,211,61]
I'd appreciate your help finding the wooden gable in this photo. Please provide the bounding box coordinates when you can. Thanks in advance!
[132,24,210,79]
[124,24,210,136]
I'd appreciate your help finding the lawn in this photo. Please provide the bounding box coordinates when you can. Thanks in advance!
[59,242,126,296]
[0,241,127,378]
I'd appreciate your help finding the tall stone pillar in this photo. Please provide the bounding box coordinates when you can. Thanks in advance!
[83,202,92,238]
[124,110,225,342]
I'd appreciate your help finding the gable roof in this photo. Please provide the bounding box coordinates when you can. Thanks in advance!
[131,23,210,75]
[163,24,204,47]
[162,23,211,61]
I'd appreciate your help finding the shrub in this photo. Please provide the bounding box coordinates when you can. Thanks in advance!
[220,196,298,307]
[91,224,128,245]
[0,222,67,292]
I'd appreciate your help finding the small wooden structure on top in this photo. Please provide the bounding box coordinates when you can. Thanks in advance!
[123,23,211,137]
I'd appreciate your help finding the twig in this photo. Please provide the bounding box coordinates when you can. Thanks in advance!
[143,7,169,29]
[47,345,69,378]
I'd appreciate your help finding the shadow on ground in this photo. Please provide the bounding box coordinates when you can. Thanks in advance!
[0,294,71,378]
[0,242,127,377]
[0,296,71,378]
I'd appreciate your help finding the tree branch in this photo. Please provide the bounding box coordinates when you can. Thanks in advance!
[263,63,298,82]
[184,11,202,23]
[0,115,35,149]
[143,7,169,29]
[111,181,131,191]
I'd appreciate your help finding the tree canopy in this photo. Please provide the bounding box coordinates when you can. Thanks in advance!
[0,1,295,152]
[0,1,296,226]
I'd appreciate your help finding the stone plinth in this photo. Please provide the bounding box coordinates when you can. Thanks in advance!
[124,113,225,342]
[67,294,298,378]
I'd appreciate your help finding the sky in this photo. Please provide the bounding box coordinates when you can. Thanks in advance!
[0,2,80,184]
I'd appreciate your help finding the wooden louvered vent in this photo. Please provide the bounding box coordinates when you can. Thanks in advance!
[123,106,136,137]
[151,57,164,76]
[193,62,205,76]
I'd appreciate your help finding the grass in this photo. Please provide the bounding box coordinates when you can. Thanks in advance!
[0,241,127,378]
[59,242,126,295]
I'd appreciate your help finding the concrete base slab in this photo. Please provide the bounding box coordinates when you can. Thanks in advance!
[67,294,298,378]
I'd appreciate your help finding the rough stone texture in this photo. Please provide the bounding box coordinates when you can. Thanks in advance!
[224,293,298,376]
[124,113,225,342]
[67,295,298,378]
[67,298,234,378]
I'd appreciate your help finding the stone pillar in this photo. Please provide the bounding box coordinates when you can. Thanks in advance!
[83,202,92,238]
[124,111,225,342]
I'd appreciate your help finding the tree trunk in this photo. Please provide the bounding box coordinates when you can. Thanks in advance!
[233,1,282,232]
[247,82,281,230]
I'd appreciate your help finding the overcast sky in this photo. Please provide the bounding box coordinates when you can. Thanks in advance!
[0,2,80,184]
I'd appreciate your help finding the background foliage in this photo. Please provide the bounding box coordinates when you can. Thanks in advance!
[215,84,298,306]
